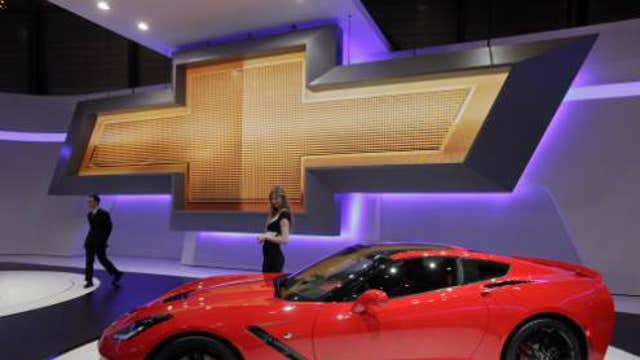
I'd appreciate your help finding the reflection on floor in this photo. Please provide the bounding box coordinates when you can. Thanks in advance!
[0,271,100,317]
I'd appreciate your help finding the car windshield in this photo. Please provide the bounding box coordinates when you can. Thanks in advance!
[276,245,399,302]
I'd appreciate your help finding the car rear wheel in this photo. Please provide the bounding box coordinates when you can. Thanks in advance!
[151,335,239,360]
[503,318,583,360]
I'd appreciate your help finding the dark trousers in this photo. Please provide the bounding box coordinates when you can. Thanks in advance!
[262,247,285,273]
[85,246,120,282]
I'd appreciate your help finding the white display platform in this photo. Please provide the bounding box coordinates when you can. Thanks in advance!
[0,271,99,317]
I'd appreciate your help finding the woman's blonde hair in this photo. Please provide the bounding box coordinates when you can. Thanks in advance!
[268,186,291,218]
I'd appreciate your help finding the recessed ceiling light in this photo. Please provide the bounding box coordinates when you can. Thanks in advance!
[97,1,110,11]
[137,21,149,32]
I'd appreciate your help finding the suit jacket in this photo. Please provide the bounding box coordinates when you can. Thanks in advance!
[85,208,113,249]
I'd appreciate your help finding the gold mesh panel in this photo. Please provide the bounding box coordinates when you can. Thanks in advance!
[239,60,467,202]
[81,51,508,210]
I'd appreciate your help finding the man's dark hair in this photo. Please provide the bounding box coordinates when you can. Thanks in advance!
[89,194,101,204]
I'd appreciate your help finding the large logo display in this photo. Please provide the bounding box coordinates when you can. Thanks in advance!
[80,51,508,212]
[50,26,596,234]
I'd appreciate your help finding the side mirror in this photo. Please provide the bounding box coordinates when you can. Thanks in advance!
[352,289,389,314]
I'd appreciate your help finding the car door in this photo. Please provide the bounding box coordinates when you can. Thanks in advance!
[312,256,490,360]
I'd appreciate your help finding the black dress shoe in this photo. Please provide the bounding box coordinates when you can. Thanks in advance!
[112,271,124,286]
[83,282,94,289]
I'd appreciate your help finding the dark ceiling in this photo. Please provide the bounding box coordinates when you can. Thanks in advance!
[0,0,171,95]
[363,0,640,49]
[0,0,639,94]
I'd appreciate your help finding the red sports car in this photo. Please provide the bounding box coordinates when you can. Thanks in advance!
[99,243,615,360]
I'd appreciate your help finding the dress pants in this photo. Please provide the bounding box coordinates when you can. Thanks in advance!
[85,246,119,283]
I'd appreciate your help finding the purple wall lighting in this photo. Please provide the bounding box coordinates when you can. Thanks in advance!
[198,193,366,243]
[564,81,640,101]
[111,195,173,204]
[0,130,66,143]
[517,102,574,189]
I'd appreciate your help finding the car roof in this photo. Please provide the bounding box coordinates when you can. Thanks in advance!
[352,242,465,256]
[349,243,512,264]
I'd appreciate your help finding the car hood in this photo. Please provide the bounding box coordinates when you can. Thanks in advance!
[104,274,285,334]
[184,274,281,307]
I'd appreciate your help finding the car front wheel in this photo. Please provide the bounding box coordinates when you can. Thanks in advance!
[151,335,239,360]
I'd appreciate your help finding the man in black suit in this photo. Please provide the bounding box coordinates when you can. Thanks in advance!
[84,194,124,288]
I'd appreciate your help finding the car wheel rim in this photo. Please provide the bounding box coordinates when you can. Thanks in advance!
[516,325,577,360]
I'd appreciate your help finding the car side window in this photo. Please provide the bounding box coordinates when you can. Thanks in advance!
[364,257,459,298]
[461,259,509,284]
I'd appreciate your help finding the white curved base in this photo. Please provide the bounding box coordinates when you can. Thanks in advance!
[55,341,99,360]
[0,271,99,317]
[607,347,640,360]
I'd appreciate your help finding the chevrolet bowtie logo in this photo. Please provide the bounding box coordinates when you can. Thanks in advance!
[50,26,596,234]
[79,51,508,212]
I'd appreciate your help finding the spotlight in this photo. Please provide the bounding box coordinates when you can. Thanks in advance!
[97,1,110,11]
[137,21,149,32]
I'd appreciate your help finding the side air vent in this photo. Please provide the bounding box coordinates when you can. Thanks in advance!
[484,279,533,289]
[247,326,307,360]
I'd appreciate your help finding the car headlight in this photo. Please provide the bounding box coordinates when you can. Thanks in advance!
[112,314,173,341]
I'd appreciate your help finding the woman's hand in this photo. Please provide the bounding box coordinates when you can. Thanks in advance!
[258,231,286,244]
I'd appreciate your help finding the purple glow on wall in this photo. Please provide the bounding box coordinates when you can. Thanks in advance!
[340,193,364,238]
[198,231,354,243]
[564,81,640,101]
[198,194,366,243]
[0,131,66,143]
[371,192,512,203]
[517,102,574,188]
[59,145,72,160]
[111,195,172,203]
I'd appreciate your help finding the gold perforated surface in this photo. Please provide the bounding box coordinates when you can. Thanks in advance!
[81,51,508,210]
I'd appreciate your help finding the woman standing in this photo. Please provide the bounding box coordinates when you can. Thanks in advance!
[258,186,292,273]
